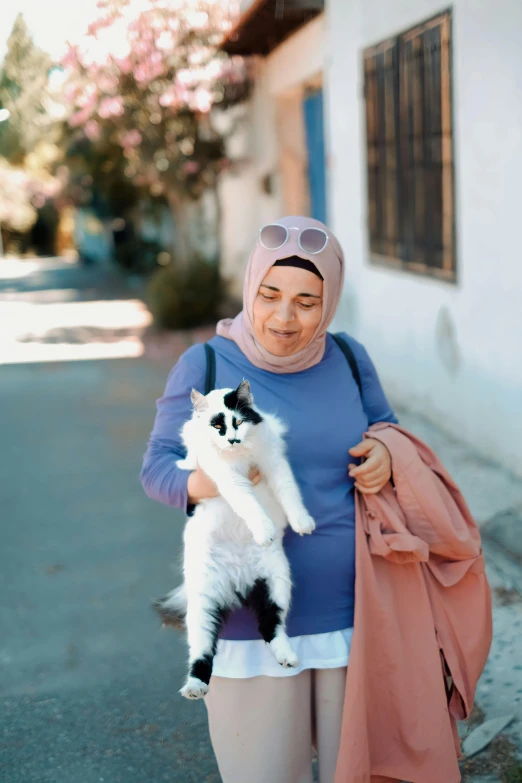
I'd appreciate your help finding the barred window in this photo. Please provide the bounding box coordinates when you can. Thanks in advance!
[364,11,455,280]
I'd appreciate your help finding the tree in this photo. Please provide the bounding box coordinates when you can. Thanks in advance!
[0,14,55,163]
[61,0,248,263]
[0,149,62,251]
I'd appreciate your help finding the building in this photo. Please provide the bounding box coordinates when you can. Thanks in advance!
[218,0,522,477]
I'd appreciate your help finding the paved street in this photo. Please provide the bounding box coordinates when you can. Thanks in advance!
[0,259,219,782]
[2,257,522,782]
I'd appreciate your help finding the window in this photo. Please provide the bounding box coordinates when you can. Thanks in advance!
[363,11,455,280]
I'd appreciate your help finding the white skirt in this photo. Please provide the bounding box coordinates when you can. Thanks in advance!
[212,628,353,679]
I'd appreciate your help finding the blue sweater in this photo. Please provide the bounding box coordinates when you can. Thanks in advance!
[141,333,397,640]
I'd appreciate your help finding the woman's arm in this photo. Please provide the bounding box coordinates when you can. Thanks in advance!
[140,343,207,510]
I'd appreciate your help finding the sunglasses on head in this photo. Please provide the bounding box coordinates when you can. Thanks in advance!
[258,224,330,255]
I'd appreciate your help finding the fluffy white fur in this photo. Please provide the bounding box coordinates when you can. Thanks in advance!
[157,380,315,700]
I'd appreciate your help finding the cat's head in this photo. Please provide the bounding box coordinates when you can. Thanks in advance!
[190,380,263,452]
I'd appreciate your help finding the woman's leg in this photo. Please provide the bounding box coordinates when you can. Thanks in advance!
[205,672,314,783]
[312,667,348,783]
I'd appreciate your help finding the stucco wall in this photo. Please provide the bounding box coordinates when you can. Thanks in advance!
[218,15,325,297]
[326,0,522,475]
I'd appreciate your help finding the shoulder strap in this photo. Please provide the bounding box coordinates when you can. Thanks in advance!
[203,343,216,395]
[204,337,361,397]
[331,333,363,397]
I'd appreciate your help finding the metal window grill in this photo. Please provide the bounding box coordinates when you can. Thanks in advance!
[364,11,455,280]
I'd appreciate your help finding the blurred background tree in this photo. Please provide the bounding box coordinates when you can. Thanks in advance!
[0,14,56,163]
[0,15,65,254]
[61,0,248,266]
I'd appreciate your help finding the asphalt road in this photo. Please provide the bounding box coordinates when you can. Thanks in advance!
[0,260,220,782]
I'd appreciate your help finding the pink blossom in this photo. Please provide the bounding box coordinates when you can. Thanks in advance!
[176,69,199,88]
[156,31,174,51]
[61,45,80,70]
[183,161,200,175]
[85,120,101,140]
[205,59,224,80]
[77,84,98,109]
[98,95,124,118]
[97,73,119,93]
[63,84,80,103]
[115,56,133,74]
[185,10,209,30]
[188,48,207,66]
[86,14,115,37]
[119,129,142,147]
[190,87,213,113]
[32,194,46,209]
[70,106,95,127]
[159,88,179,108]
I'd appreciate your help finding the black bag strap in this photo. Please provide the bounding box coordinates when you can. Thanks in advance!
[331,333,363,397]
[203,343,216,394]
[203,335,362,397]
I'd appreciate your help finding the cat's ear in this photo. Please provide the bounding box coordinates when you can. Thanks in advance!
[236,379,253,406]
[190,388,208,411]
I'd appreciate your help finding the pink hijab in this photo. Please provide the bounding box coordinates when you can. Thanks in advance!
[216,215,345,373]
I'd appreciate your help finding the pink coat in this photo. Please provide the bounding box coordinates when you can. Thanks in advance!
[335,424,493,783]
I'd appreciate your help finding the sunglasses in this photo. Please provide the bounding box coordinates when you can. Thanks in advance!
[259,224,330,255]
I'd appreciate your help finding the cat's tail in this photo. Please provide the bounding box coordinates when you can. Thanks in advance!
[153,584,187,631]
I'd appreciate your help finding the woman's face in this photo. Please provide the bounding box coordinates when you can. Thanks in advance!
[252,265,323,356]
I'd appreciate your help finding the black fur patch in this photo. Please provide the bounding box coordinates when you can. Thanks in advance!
[223,391,263,425]
[190,654,213,685]
[243,578,282,643]
[207,603,230,655]
[210,412,227,436]
[188,603,230,684]
[186,606,230,685]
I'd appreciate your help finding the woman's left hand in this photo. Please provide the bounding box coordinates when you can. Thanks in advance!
[348,438,392,494]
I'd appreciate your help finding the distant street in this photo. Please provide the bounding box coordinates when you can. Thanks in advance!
[0,258,219,782]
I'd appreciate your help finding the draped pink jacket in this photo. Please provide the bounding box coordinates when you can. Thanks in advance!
[335,423,493,783]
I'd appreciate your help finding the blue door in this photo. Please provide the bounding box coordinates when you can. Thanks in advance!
[303,88,327,224]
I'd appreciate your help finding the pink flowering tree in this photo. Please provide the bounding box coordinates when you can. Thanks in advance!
[62,0,247,262]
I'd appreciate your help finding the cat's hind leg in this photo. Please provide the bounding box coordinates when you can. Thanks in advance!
[246,548,299,669]
[181,593,229,700]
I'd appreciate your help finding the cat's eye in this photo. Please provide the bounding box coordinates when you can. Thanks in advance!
[235,419,243,426]
[213,423,222,429]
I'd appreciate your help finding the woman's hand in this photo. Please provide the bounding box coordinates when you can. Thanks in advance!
[187,464,262,505]
[348,438,392,495]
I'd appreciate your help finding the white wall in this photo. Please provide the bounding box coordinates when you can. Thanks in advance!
[218,15,325,297]
[326,0,522,476]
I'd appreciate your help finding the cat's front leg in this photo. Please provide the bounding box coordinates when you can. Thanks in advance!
[260,453,316,536]
[213,469,277,547]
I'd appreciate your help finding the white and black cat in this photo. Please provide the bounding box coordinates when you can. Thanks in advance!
[155,379,315,700]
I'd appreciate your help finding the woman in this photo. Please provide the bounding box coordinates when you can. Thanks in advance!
[141,215,397,783]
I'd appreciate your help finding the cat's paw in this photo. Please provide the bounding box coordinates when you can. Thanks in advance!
[270,637,300,669]
[180,676,209,700]
[289,511,316,536]
[252,521,277,547]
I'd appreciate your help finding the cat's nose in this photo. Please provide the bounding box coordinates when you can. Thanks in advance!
[228,438,240,445]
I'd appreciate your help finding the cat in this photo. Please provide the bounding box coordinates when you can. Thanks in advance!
[154,379,316,700]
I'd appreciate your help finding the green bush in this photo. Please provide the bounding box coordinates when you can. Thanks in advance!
[146,258,223,330]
